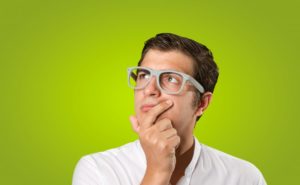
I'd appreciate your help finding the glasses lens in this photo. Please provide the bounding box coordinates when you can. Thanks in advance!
[129,68,151,89]
[159,72,183,93]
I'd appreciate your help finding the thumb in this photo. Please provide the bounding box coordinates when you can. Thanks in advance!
[129,115,140,133]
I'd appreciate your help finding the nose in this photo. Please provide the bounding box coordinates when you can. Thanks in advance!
[143,76,161,97]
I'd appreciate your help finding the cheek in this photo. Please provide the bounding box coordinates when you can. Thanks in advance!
[133,91,141,103]
[175,93,194,108]
[172,96,196,119]
[134,99,140,114]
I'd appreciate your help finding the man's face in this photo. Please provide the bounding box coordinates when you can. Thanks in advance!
[134,49,201,138]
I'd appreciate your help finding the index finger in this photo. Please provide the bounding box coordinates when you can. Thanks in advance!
[140,100,173,130]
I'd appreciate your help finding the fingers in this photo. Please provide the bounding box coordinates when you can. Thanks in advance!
[141,100,173,130]
[157,119,173,132]
[160,128,177,139]
[130,100,173,133]
[168,135,181,149]
[129,115,140,133]
[156,119,179,147]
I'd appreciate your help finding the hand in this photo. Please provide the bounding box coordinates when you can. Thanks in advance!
[130,100,181,185]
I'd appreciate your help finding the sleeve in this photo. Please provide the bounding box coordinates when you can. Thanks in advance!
[257,170,267,185]
[72,156,103,185]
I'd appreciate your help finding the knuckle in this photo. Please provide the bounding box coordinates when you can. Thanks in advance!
[144,134,150,141]
[165,119,172,125]
[160,118,169,125]
[158,140,168,150]
[162,119,172,127]
[142,131,152,141]
[156,122,163,130]
[156,119,169,129]
[152,137,158,145]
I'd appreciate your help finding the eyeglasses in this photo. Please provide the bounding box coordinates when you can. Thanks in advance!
[127,66,205,95]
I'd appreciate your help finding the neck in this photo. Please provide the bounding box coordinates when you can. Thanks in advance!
[170,135,195,185]
[176,134,194,155]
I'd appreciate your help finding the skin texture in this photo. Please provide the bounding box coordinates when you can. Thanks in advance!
[130,49,212,185]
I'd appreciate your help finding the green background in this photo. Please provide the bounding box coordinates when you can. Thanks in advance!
[0,0,299,184]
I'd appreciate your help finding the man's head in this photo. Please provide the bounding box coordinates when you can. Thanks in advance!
[131,33,219,139]
[138,33,219,94]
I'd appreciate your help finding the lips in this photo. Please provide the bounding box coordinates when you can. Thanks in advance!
[141,104,157,112]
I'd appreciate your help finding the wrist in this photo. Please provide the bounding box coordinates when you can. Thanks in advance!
[141,168,172,185]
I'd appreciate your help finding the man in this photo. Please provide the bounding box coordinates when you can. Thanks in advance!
[72,33,267,185]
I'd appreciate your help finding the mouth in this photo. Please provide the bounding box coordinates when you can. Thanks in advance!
[139,102,173,123]
[141,104,157,112]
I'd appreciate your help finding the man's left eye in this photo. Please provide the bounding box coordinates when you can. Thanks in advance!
[167,76,178,83]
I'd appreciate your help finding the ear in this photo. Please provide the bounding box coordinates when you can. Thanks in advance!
[195,92,213,117]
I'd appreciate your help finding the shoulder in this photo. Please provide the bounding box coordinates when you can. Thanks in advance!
[75,140,144,170]
[198,144,266,184]
[200,144,259,172]
[72,140,145,185]
[88,140,145,166]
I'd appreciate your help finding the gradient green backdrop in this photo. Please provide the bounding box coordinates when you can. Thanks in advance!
[1,0,299,185]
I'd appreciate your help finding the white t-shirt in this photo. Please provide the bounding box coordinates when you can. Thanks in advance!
[72,137,266,185]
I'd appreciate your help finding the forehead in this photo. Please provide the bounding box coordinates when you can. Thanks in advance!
[140,49,194,76]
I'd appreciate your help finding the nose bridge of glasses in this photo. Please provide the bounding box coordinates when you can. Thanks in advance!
[146,73,160,90]
[150,69,165,88]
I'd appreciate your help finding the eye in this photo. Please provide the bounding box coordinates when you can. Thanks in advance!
[137,72,150,80]
[161,73,182,85]
[167,76,178,83]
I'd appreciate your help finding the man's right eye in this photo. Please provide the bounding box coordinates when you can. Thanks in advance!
[137,73,150,80]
